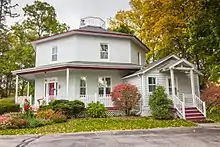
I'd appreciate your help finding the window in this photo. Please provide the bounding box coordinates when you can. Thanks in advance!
[80,77,87,96]
[137,52,141,65]
[148,77,156,92]
[100,44,109,59]
[98,77,111,96]
[168,78,172,95]
[52,46,58,61]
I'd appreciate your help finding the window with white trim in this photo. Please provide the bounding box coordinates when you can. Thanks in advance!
[148,77,156,92]
[100,43,109,59]
[98,77,111,96]
[80,77,87,96]
[52,46,58,61]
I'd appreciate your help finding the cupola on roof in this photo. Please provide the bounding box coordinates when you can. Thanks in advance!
[79,16,106,29]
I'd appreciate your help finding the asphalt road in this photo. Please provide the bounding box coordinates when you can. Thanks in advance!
[0,127,220,147]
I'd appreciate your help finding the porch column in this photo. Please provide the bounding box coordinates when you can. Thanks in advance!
[190,69,195,106]
[27,82,30,97]
[66,68,69,97]
[170,69,175,99]
[15,75,18,104]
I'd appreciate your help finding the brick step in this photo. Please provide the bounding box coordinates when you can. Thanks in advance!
[185,110,200,113]
[185,107,197,110]
[186,117,206,122]
[186,113,204,117]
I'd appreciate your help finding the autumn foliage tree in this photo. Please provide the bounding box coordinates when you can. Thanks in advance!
[111,83,141,116]
[201,83,220,108]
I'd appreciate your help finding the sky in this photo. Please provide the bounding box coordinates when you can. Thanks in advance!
[7,0,130,29]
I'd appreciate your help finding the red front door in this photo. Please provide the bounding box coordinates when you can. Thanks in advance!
[49,83,55,96]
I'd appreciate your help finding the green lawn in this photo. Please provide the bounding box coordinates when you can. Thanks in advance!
[0,97,15,104]
[0,117,196,135]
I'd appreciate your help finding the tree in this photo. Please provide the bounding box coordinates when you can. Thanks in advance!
[109,23,134,35]
[110,0,200,61]
[22,1,69,39]
[188,0,220,83]
[9,1,70,96]
[0,0,18,97]
[111,83,141,116]
[0,0,19,27]
[149,86,173,120]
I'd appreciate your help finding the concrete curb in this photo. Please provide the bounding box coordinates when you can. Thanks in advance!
[2,126,220,138]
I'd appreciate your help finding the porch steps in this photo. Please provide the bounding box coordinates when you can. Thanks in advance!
[185,107,206,122]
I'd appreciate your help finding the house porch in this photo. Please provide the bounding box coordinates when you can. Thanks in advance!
[14,68,136,108]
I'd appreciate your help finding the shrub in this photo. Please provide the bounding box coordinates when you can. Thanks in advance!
[36,109,67,123]
[39,100,85,118]
[149,86,173,120]
[36,109,55,120]
[28,118,46,128]
[0,113,29,129]
[0,103,20,115]
[87,102,107,118]
[50,111,67,123]
[201,82,220,108]
[50,100,69,106]
[111,83,141,116]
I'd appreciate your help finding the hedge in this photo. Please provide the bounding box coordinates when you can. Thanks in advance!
[0,103,21,115]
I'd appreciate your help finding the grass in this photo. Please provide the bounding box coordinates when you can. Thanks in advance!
[208,112,220,123]
[0,117,197,135]
[0,97,15,104]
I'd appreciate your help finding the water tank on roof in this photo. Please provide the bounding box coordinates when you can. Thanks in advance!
[79,16,106,29]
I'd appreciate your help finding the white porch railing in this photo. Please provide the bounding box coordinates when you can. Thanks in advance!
[173,95,185,119]
[17,95,32,106]
[76,94,113,107]
[194,95,206,117]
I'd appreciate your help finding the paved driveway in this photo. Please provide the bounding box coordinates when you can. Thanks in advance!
[0,127,220,147]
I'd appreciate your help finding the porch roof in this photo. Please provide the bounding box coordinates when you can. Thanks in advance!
[12,61,142,75]
[123,55,203,79]
[160,58,203,75]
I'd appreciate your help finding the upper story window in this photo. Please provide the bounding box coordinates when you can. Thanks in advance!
[137,52,141,65]
[100,43,109,59]
[148,77,156,92]
[52,46,58,61]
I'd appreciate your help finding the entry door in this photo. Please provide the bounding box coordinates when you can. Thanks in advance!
[167,77,179,96]
[44,82,57,98]
[49,83,55,96]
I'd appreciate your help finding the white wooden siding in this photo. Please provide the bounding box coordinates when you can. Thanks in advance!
[35,35,145,66]
[34,69,124,104]
[130,41,146,65]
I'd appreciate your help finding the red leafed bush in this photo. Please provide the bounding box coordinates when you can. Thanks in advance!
[201,82,220,107]
[111,83,141,116]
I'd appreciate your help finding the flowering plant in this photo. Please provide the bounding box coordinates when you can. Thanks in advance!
[111,83,141,116]
[24,98,34,118]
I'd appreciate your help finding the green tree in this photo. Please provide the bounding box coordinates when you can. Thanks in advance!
[188,0,220,83]
[0,0,19,97]
[22,1,69,39]
[7,1,70,96]
[109,23,134,35]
